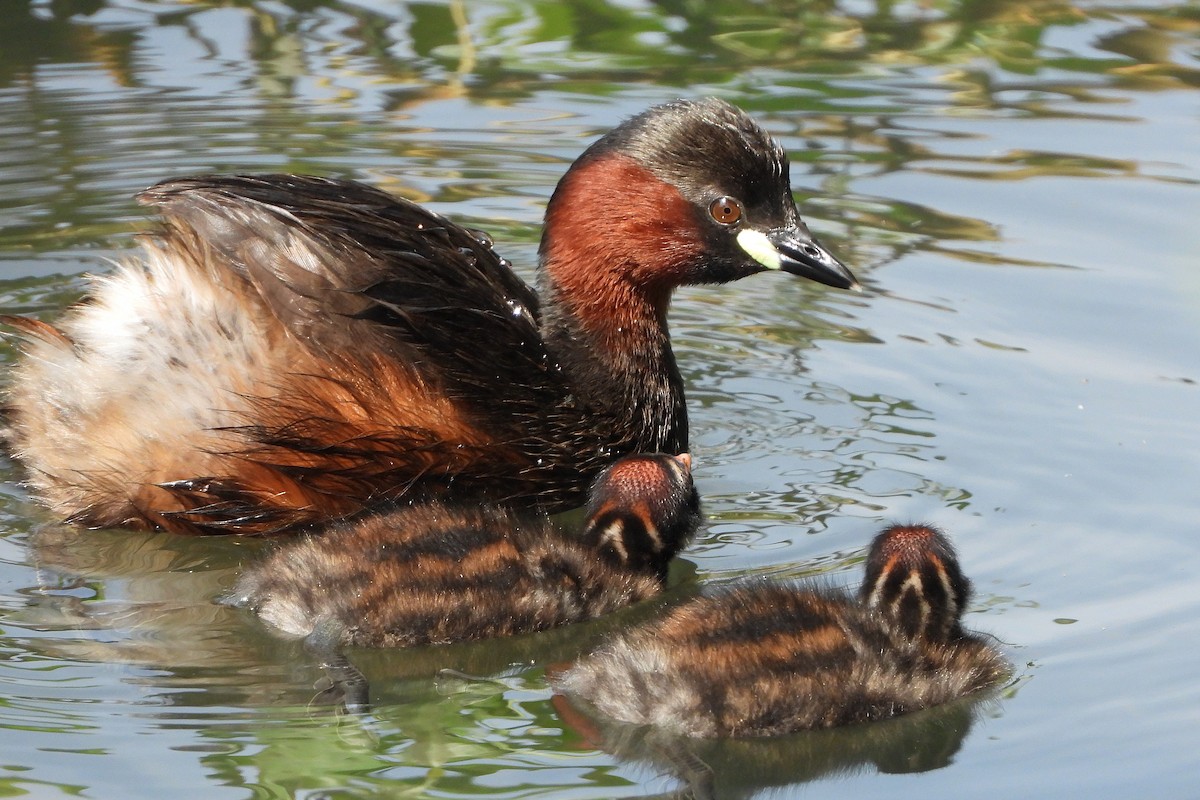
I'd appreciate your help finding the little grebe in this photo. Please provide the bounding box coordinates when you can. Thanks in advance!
[555,524,1009,738]
[3,98,855,535]
[227,452,700,648]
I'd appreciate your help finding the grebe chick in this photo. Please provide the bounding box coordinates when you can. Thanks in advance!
[4,98,856,535]
[228,453,700,648]
[555,524,1009,738]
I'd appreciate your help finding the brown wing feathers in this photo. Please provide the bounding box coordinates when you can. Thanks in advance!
[135,175,593,532]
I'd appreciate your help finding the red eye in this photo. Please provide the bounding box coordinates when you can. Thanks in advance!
[708,196,742,225]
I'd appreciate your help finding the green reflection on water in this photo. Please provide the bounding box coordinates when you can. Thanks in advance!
[0,0,1195,797]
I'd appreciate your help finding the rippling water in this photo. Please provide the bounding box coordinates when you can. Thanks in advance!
[1,1,1198,797]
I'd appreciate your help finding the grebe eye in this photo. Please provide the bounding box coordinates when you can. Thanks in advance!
[708,196,742,226]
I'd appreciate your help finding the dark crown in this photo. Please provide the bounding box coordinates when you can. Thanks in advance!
[860,524,972,642]
[580,453,701,582]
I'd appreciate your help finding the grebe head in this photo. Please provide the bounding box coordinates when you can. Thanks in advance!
[581,452,701,582]
[539,98,857,311]
[860,524,972,643]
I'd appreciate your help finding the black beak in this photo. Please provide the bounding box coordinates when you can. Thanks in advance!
[768,227,860,291]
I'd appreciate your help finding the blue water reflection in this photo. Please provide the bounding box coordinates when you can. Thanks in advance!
[1,0,1198,797]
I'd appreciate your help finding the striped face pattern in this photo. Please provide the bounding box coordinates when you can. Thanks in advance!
[580,453,699,582]
[555,524,1009,738]
[860,524,971,643]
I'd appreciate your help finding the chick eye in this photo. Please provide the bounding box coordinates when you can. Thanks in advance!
[708,196,743,226]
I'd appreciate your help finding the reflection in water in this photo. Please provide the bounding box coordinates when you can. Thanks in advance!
[12,525,281,697]
[12,521,703,707]
[5,0,1196,98]
[0,0,114,85]
[8,514,1022,800]
[554,689,999,800]
[0,0,1194,797]
[1,0,1193,271]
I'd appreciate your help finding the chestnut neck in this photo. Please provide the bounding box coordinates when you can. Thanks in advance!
[537,154,699,454]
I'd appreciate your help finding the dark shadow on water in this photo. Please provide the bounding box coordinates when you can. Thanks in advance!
[12,521,703,710]
[552,688,1002,800]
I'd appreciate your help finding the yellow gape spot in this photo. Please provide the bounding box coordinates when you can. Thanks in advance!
[736,229,782,271]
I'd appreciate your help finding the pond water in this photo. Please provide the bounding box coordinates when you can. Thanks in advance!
[1,0,1198,797]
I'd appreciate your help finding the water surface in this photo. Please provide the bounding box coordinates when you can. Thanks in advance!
[1,1,1198,797]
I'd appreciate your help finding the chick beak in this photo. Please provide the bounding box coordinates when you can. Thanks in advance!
[736,227,860,291]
